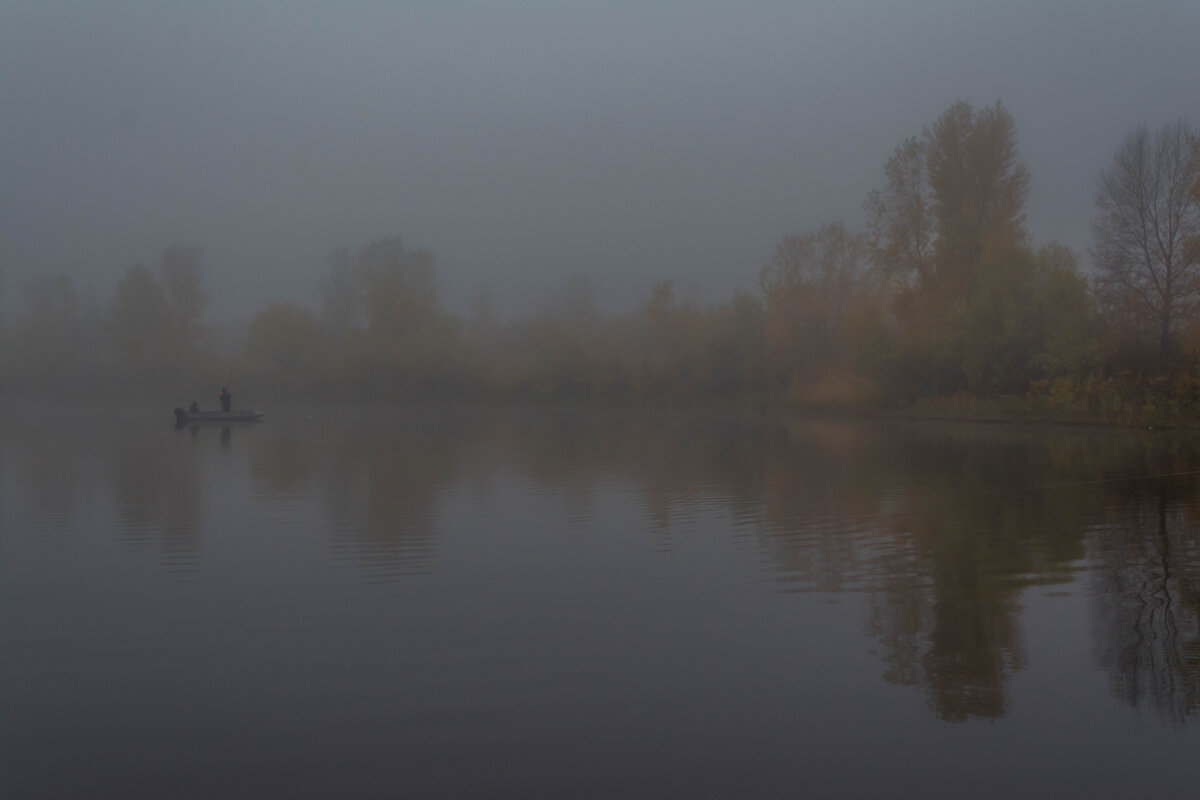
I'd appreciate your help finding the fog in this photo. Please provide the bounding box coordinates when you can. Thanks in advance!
[3,1,1196,321]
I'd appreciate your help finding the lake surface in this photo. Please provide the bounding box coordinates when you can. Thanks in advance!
[3,405,1200,798]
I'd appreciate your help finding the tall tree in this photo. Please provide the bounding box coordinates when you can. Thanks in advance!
[7,274,88,382]
[464,287,498,347]
[561,274,599,333]
[865,137,934,290]
[109,264,174,373]
[1092,121,1200,368]
[320,245,364,334]
[1192,133,1200,259]
[867,101,1029,296]
[318,236,456,385]
[358,237,439,348]
[925,100,1030,292]
[246,302,323,374]
[156,244,207,353]
[864,100,1033,396]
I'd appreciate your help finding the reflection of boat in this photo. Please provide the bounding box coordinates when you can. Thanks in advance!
[174,408,264,425]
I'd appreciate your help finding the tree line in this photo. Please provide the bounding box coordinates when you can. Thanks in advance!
[3,101,1199,421]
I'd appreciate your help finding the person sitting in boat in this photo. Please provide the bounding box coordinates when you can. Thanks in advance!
[189,401,200,413]
[219,387,231,412]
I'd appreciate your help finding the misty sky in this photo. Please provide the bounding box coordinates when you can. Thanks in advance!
[2,1,1197,321]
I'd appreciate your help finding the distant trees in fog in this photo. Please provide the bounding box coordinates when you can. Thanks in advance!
[3,245,212,391]
[759,221,880,404]
[245,302,322,376]
[107,245,211,378]
[2,104,1199,420]
[5,274,97,386]
[314,237,466,393]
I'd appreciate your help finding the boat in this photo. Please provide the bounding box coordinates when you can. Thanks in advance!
[174,408,264,425]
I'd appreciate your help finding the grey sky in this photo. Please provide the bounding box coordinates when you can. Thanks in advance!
[2,1,1197,320]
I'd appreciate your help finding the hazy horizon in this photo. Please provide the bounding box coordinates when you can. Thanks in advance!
[3,1,1198,321]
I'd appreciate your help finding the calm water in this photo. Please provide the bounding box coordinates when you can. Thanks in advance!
[3,405,1200,798]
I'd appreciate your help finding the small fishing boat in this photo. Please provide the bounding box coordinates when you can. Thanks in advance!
[174,408,264,425]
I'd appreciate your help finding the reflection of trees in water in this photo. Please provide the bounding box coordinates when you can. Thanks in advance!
[1090,467,1200,723]
[109,426,202,564]
[769,422,1107,721]
[230,408,1200,720]
[1,413,85,530]
[322,422,449,578]
[864,530,1027,723]
[759,420,895,593]
[497,409,767,543]
[245,409,480,579]
[1,409,204,563]
[465,414,1140,723]
[488,413,1107,722]
[244,421,320,498]
[919,534,1027,721]
[497,411,609,528]
[881,471,1039,722]
[786,425,1028,719]
[859,428,1200,723]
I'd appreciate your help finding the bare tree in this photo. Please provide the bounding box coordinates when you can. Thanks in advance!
[109,264,173,372]
[1092,121,1200,367]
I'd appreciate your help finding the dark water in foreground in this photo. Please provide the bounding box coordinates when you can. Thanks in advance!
[3,405,1200,798]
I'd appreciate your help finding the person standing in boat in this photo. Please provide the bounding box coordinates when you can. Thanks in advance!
[219,387,231,412]
[189,401,200,413]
